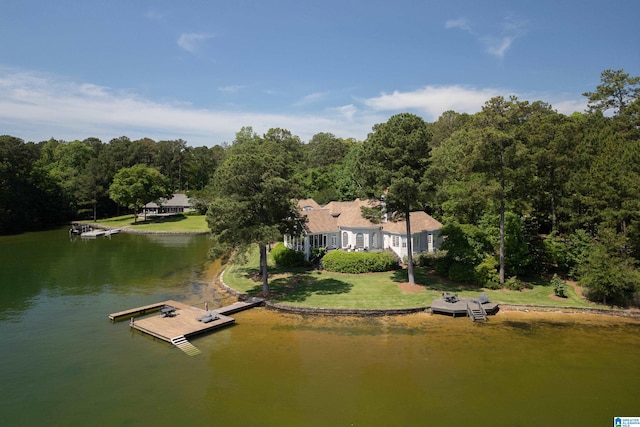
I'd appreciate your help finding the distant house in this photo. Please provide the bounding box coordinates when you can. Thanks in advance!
[142,193,193,216]
[284,198,443,261]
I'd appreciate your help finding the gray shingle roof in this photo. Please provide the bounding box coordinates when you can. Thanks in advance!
[144,193,191,208]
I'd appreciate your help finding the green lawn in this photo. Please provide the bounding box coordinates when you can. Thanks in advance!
[223,246,599,309]
[90,214,209,233]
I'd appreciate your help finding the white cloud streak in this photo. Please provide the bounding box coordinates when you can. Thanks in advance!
[177,33,214,54]
[0,69,586,146]
[445,18,472,32]
[363,85,503,117]
[0,69,374,145]
[218,85,246,93]
[446,16,527,58]
[294,92,327,106]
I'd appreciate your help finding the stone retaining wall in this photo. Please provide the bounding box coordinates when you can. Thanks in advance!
[264,303,427,316]
[217,269,640,318]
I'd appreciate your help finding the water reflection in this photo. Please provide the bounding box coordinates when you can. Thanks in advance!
[143,233,200,247]
[1,229,639,426]
[0,228,212,317]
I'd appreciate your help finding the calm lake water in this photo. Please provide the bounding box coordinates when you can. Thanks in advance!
[0,228,639,426]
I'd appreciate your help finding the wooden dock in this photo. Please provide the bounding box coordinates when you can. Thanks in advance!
[109,298,265,348]
[109,301,168,321]
[431,297,499,320]
[213,297,265,316]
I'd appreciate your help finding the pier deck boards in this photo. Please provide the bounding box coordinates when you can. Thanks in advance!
[109,302,168,321]
[431,297,499,318]
[131,300,235,342]
[213,298,264,316]
[111,298,265,344]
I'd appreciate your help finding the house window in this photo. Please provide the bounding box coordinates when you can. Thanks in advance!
[392,235,399,247]
[371,232,377,248]
[331,235,337,248]
[356,233,364,248]
[402,237,407,248]
[342,232,348,248]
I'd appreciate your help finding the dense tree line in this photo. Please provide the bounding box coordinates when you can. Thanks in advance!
[0,135,225,233]
[2,69,639,304]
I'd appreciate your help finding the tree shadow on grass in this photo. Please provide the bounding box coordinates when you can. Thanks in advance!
[243,273,353,303]
[390,267,482,293]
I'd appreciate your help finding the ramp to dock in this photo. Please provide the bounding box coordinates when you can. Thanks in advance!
[171,336,201,356]
[213,297,265,316]
[467,301,488,322]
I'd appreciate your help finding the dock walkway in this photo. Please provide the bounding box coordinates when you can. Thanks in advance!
[109,301,168,321]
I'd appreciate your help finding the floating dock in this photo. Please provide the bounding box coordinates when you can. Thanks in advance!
[81,229,106,238]
[431,297,499,320]
[109,298,264,348]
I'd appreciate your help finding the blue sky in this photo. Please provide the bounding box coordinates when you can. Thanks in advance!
[1,0,638,147]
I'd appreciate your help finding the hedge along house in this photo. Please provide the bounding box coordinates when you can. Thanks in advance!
[142,193,193,216]
[285,198,443,261]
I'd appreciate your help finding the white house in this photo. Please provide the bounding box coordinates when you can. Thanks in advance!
[142,193,193,216]
[284,198,443,261]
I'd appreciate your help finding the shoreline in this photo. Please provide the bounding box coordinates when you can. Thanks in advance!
[71,221,209,235]
[213,263,640,320]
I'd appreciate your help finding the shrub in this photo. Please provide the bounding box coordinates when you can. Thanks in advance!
[447,262,476,283]
[322,250,399,273]
[505,276,524,291]
[310,247,327,260]
[475,254,500,289]
[271,242,306,267]
[416,250,447,268]
[551,273,567,298]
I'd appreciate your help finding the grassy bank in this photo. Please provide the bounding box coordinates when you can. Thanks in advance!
[90,214,209,233]
[223,246,599,310]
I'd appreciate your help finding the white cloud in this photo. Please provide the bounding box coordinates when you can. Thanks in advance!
[177,33,214,54]
[363,85,587,119]
[218,85,246,93]
[445,18,472,32]
[446,15,527,58]
[0,69,374,145]
[0,69,587,147]
[528,94,587,116]
[294,92,327,106]
[333,104,358,121]
[363,85,503,119]
[484,36,514,58]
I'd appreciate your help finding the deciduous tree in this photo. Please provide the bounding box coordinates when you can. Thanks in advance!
[108,164,171,222]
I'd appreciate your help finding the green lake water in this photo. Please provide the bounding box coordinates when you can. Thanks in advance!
[0,228,639,426]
